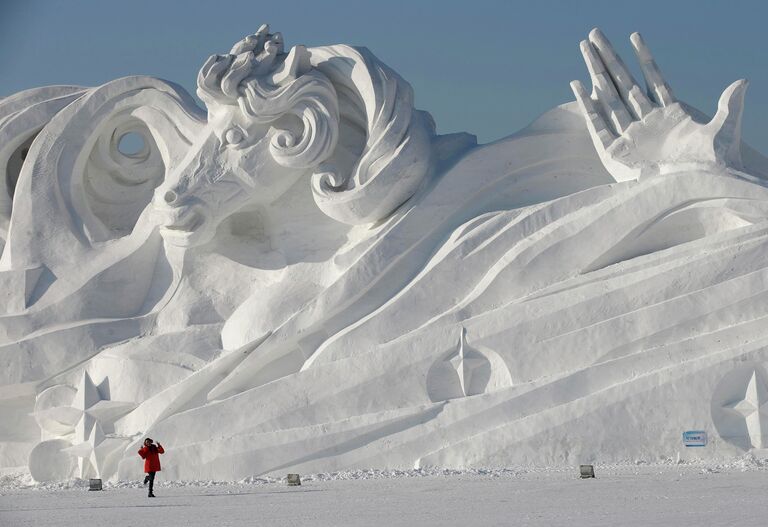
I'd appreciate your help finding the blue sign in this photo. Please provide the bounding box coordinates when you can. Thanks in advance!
[682,430,707,447]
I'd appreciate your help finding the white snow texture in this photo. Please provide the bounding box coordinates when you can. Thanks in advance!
[1,25,767,483]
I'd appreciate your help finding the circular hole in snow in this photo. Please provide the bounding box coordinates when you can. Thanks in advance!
[117,132,146,157]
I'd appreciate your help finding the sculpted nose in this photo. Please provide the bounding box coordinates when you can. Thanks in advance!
[153,186,182,209]
[163,190,178,205]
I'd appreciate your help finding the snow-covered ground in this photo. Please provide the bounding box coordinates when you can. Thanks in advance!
[2,460,768,526]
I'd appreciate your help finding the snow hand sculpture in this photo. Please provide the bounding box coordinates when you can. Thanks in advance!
[570,29,748,181]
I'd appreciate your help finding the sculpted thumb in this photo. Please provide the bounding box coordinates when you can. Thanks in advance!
[707,79,748,168]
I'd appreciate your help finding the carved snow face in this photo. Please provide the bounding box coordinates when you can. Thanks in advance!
[153,103,304,247]
[152,25,433,247]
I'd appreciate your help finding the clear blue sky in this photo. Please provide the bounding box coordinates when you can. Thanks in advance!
[2,0,768,151]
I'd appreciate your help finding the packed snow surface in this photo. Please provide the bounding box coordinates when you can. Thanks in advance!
[4,23,768,484]
[3,461,768,526]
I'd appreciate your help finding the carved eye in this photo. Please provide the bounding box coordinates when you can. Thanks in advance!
[224,127,244,146]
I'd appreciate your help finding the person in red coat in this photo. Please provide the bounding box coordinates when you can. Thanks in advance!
[138,438,165,497]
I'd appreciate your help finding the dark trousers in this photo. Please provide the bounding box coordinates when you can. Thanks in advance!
[146,471,156,495]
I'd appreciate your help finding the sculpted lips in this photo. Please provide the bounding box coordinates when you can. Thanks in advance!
[163,207,202,232]
[158,204,209,243]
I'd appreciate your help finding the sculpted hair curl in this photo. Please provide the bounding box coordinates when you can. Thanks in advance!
[196,24,435,225]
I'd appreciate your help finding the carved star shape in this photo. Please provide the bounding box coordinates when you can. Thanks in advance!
[723,370,768,449]
[55,371,135,478]
[449,327,486,397]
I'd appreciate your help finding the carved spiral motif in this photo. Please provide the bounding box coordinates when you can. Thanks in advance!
[195,26,435,225]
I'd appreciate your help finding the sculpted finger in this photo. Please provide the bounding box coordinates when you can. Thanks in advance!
[588,28,653,119]
[580,40,633,133]
[571,80,615,150]
[630,32,675,106]
[707,79,748,167]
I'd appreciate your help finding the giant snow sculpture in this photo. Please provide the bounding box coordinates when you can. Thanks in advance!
[2,25,768,482]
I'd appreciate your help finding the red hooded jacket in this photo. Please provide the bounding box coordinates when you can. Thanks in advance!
[138,443,164,473]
